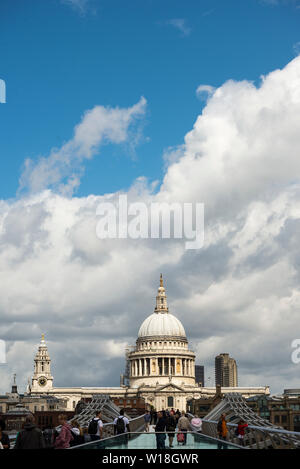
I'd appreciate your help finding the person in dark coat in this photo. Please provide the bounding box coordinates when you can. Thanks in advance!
[154,411,167,449]
[0,420,10,449]
[166,413,176,448]
[14,415,45,449]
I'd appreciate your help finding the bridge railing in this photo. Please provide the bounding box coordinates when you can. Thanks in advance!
[201,419,300,449]
[101,413,145,439]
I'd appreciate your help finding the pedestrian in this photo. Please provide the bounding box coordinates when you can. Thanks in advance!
[190,415,202,433]
[166,411,176,448]
[70,420,85,447]
[150,408,154,425]
[153,410,158,425]
[144,410,151,432]
[0,420,10,450]
[236,419,248,446]
[43,425,54,449]
[53,414,74,449]
[14,414,45,449]
[113,409,130,447]
[154,411,167,449]
[175,409,181,423]
[217,413,228,449]
[178,411,191,445]
[88,411,103,442]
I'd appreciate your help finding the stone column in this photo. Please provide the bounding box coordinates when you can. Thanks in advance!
[169,357,171,375]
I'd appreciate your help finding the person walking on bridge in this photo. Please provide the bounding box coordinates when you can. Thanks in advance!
[237,419,248,446]
[144,411,151,432]
[178,411,191,445]
[114,409,130,448]
[217,413,228,449]
[88,411,103,442]
[166,412,176,448]
[154,411,167,449]
[14,415,45,449]
[53,414,74,449]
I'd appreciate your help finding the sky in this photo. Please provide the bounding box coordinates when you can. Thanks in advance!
[1,0,300,394]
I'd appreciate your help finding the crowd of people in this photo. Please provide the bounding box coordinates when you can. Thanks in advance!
[0,409,248,449]
[149,408,203,449]
[0,409,131,450]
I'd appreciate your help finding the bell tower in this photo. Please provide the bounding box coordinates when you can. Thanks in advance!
[30,334,53,393]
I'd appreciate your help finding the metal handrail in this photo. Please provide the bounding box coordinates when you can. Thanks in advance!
[69,429,244,449]
[202,418,300,437]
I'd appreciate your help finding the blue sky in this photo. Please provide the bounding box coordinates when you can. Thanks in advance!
[1,0,300,198]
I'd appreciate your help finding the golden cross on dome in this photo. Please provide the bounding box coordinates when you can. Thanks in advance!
[160,273,163,287]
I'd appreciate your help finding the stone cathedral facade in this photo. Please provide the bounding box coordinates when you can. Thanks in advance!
[29,276,270,411]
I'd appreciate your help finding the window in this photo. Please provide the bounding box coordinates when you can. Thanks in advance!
[167,396,174,407]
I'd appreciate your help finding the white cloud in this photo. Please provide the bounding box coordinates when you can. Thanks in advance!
[166,19,191,37]
[61,0,90,14]
[261,0,300,5]
[3,58,300,394]
[18,97,147,196]
[293,41,300,55]
[196,84,216,101]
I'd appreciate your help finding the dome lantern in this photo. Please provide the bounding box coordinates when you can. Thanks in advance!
[154,273,169,314]
[137,274,187,340]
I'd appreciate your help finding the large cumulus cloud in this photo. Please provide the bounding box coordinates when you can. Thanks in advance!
[1,57,300,394]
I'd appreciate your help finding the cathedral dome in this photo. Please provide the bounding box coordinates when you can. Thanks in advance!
[138,312,186,339]
[137,274,187,339]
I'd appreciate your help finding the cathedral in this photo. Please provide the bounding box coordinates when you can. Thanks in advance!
[29,275,270,410]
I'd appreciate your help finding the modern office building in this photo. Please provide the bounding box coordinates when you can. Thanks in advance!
[215,353,238,387]
[195,365,205,386]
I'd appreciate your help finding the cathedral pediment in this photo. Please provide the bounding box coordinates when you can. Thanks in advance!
[155,382,186,392]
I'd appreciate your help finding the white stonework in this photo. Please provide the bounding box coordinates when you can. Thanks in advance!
[30,334,54,393]
[29,276,270,411]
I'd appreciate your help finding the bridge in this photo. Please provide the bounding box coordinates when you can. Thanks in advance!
[68,393,300,449]
[70,394,145,438]
[201,393,300,449]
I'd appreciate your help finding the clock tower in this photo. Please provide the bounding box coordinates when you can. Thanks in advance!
[30,334,53,393]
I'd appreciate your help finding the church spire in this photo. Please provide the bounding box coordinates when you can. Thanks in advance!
[160,273,163,287]
[154,274,169,314]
